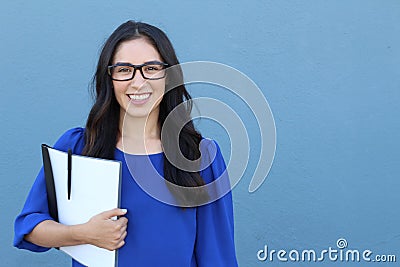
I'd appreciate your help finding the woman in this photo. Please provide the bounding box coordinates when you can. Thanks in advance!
[14,21,238,266]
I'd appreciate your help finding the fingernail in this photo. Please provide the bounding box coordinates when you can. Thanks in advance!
[121,209,127,213]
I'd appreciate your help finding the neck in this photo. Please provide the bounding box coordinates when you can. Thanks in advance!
[117,108,162,154]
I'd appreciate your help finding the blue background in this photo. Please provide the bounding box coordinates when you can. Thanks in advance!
[1,1,399,266]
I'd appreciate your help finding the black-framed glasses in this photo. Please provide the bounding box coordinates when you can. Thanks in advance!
[108,61,169,81]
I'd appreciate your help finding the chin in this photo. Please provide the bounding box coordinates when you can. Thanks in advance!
[123,106,159,119]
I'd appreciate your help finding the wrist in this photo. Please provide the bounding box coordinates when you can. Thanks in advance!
[69,223,89,245]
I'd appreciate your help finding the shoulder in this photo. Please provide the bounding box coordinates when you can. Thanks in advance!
[53,127,85,154]
[199,138,224,163]
[199,138,227,180]
[199,138,232,200]
[200,138,220,156]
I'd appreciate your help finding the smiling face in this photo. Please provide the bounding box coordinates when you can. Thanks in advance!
[111,38,166,120]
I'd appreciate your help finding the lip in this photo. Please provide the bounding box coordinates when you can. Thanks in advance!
[126,93,151,105]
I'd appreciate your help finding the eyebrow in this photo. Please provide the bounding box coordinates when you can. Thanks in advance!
[113,60,164,66]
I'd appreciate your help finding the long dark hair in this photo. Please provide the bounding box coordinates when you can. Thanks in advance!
[82,21,207,205]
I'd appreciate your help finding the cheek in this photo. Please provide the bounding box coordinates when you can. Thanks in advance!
[113,84,129,107]
[152,80,166,95]
[113,82,128,96]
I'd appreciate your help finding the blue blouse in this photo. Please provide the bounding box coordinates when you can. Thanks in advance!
[14,128,238,267]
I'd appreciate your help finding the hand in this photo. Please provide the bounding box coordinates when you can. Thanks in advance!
[83,208,128,251]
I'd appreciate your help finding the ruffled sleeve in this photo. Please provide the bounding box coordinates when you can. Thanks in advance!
[195,139,238,266]
[13,127,85,252]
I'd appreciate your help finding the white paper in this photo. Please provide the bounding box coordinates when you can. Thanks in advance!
[47,147,121,267]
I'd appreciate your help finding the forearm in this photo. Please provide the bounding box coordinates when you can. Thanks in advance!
[24,208,128,251]
[24,220,87,248]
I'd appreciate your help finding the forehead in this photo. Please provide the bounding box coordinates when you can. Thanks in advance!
[113,38,162,64]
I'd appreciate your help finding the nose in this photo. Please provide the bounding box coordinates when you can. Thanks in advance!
[130,68,146,88]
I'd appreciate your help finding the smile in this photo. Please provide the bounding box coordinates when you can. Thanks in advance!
[128,93,151,101]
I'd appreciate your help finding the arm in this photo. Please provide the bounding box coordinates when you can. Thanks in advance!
[195,140,238,266]
[25,208,128,251]
[14,128,127,251]
[195,193,238,266]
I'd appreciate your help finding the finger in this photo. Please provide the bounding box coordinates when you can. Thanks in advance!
[117,231,127,243]
[99,208,127,219]
[109,234,126,250]
[120,224,127,234]
[115,239,125,249]
[117,217,128,226]
[120,230,127,241]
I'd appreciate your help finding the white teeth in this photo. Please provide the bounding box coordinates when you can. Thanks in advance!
[129,93,150,100]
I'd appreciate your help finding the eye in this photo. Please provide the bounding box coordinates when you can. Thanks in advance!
[144,65,162,72]
[116,67,132,73]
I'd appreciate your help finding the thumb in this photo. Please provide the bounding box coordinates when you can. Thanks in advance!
[99,208,127,219]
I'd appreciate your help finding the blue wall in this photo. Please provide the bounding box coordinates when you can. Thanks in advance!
[1,1,399,266]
